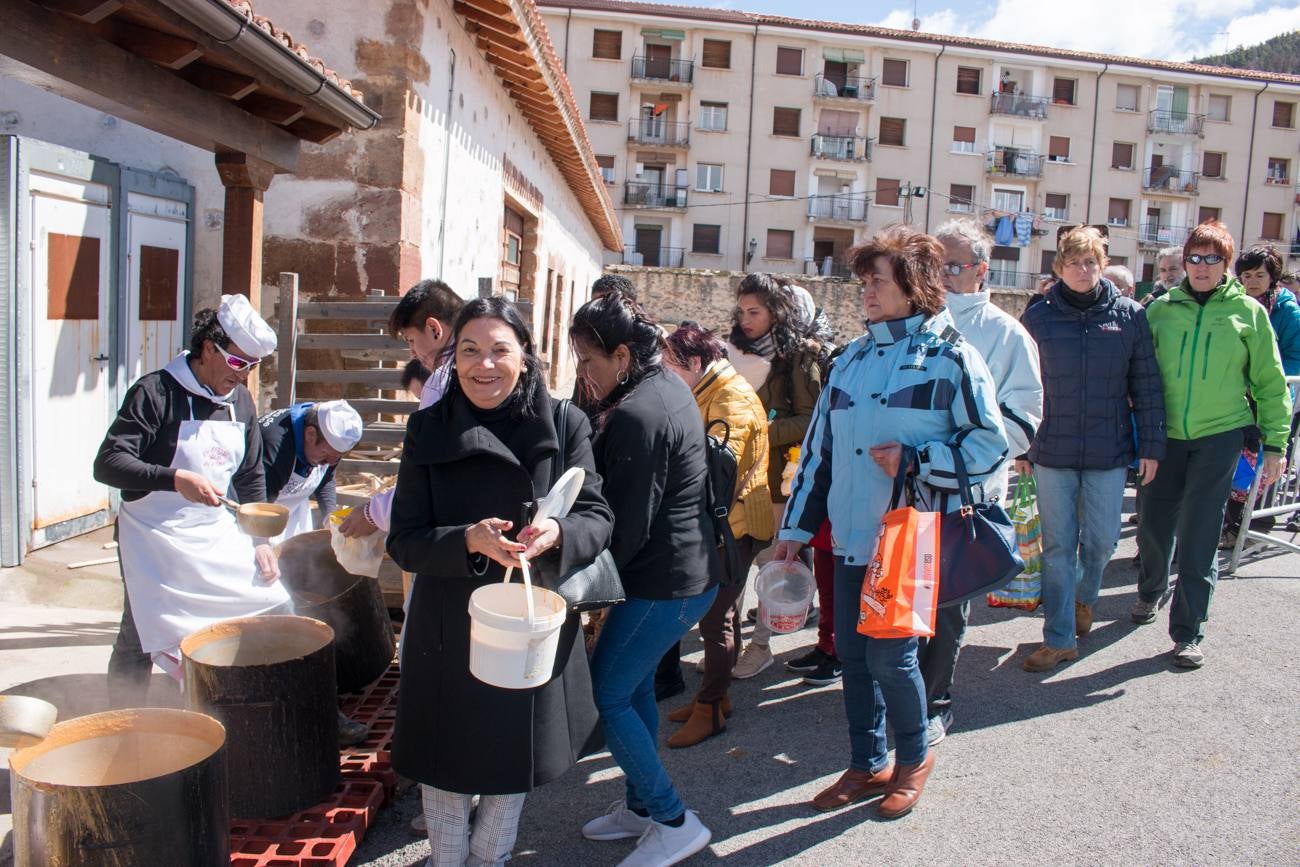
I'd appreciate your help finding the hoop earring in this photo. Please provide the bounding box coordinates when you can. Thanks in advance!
[616,369,629,385]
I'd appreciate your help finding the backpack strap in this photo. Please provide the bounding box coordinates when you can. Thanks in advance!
[551,398,571,489]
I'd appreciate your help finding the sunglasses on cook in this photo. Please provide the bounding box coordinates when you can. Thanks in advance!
[215,342,260,371]
[1184,254,1224,265]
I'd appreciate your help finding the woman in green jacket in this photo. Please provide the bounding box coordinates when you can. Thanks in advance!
[1136,221,1292,668]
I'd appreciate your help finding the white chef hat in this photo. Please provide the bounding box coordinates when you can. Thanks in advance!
[316,400,363,452]
[217,294,277,358]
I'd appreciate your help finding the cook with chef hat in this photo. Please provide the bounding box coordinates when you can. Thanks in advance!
[258,399,363,544]
[93,294,290,698]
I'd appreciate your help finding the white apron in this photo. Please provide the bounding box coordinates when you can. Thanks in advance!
[269,462,327,545]
[117,398,291,665]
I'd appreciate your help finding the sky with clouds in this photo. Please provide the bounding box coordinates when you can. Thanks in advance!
[713,0,1300,62]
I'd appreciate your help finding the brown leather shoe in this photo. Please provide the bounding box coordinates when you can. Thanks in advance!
[877,752,935,819]
[667,700,726,748]
[811,766,893,812]
[668,693,732,723]
[1075,602,1094,636]
[1022,644,1080,672]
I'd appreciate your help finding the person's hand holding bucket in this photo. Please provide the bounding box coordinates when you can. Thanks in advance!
[466,518,528,567]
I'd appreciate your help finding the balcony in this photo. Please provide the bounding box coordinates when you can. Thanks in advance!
[1138,223,1192,249]
[624,181,687,209]
[811,134,873,162]
[1144,166,1200,195]
[990,92,1049,120]
[986,147,1044,178]
[1147,110,1205,136]
[985,269,1040,291]
[627,118,690,148]
[813,73,876,102]
[804,257,853,279]
[808,193,869,223]
[622,246,684,267]
[631,55,693,84]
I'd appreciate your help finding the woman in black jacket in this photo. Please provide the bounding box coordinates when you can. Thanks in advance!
[387,297,613,866]
[570,292,718,867]
[1019,227,1165,673]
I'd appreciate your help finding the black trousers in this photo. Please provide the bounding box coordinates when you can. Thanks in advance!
[108,584,154,707]
[918,602,970,722]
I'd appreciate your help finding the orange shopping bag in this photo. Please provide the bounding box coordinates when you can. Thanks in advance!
[857,505,941,639]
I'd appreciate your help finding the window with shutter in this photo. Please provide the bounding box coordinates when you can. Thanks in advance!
[1267,158,1290,183]
[1040,250,1056,274]
[949,184,974,212]
[592,30,622,59]
[882,58,908,87]
[1110,255,1128,267]
[772,107,801,137]
[589,92,619,121]
[1207,94,1230,122]
[1198,206,1220,224]
[702,39,731,69]
[769,169,795,196]
[1111,142,1134,169]
[991,245,1020,262]
[1048,135,1070,161]
[1044,193,1068,220]
[776,47,803,76]
[1202,152,1224,179]
[879,117,905,147]
[1272,100,1295,128]
[952,125,976,153]
[876,177,901,207]
[692,224,721,254]
[1052,77,1076,105]
[1108,198,1130,225]
[956,66,981,95]
[596,154,615,184]
[1262,212,1284,240]
[1115,84,1139,112]
[765,229,795,259]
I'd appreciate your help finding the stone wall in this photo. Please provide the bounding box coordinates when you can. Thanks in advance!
[606,266,1038,342]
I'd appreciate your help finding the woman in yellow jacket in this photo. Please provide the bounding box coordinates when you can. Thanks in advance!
[662,322,774,746]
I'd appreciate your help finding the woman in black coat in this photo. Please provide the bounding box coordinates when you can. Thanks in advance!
[387,297,613,866]
[569,292,719,867]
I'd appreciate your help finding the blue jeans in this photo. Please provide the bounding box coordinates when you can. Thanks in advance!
[590,589,717,822]
[832,558,927,771]
[1034,465,1128,650]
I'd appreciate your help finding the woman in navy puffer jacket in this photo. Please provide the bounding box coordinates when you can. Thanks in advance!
[1019,227,1166,673]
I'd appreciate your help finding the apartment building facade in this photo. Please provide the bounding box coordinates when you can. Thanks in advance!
[540,0,1300,288]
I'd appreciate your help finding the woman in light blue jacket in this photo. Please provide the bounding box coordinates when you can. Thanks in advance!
[774,225,1008,820]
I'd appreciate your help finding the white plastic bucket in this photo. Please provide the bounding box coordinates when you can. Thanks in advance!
[755,560,815,634]
[468,557,568,690]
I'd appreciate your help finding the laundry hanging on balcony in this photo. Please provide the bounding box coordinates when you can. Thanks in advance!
[994,215,1014,246]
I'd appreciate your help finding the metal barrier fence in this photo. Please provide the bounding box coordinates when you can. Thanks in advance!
[1227,375,1300,575]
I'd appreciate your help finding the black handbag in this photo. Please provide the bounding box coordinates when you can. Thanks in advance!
[934,446,1024,607]
[542,400,625,613]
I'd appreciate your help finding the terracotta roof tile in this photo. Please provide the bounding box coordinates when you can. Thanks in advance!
[539,0,1300,86]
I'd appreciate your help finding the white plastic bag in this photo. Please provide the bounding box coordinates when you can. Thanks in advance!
[326,508,385,578]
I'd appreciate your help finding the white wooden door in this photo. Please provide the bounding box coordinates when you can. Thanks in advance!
[28,171,113,543]
[126,193,187,384]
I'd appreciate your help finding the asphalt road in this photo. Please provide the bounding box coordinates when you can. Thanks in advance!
[353,523,1300,866]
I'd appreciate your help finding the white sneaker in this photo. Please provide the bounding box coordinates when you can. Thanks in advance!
[582,801,653,841]
[731,642,773,680]
[617,811,711,867]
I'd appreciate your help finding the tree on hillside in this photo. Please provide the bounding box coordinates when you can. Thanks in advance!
[1193,30,1300,75]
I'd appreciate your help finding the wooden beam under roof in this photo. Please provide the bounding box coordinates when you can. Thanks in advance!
[480,47,542,82]
[0,0,299,170]
[471,25,530,57]
[33,0,121,23]
[238,92,305,126]
[453,0,520,35]
[178,61,258,100]
[286,116,344,144]
[456,0,514,17]
[96,17,203,70]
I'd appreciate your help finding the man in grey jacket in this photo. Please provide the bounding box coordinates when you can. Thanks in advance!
[926,219,1044,745]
